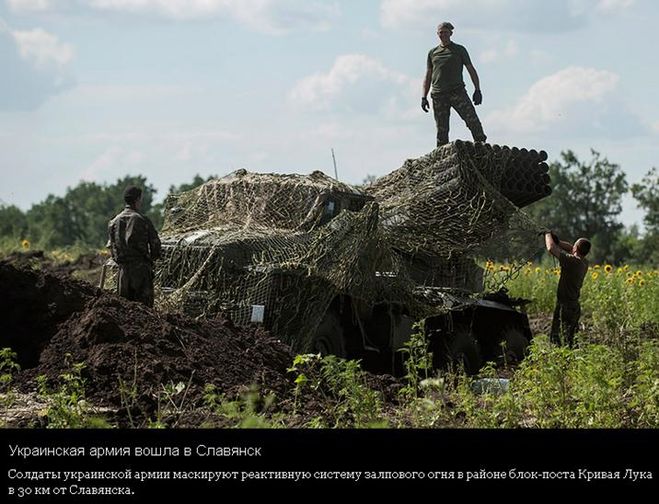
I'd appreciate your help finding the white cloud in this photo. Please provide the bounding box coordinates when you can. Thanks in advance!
[485,66,647,138]
[7,0,340,34]
[12,28,75,71]
[379,0,622,32]
[652,121,659,134]
[289,54,414,114]
[596,0,635,12]
[6,0,52,11]
[480,39,518,64]
[0,19,75,110]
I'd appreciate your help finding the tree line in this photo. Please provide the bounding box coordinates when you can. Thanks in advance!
[525,150,657,265]
[0,174,214,251]
[0,150,657,265]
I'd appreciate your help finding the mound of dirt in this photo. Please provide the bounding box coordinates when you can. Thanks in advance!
[2,249,108,287]
[0,260,98,368]
[2,250,106,277]
[0,261,309,424]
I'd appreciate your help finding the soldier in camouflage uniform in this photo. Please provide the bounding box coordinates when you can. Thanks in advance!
[545,232,591,347]
[422,22,487,146]
[108,186,161,307]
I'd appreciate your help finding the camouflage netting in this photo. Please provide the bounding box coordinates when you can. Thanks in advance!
[369,140,550,258]
[368,140,550,291]
[107,142,551,352]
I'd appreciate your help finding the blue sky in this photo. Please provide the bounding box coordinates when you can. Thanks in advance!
[1,0,657,228]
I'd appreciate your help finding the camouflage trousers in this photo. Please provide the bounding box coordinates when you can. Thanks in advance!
[117,261,155,307]
[431,88,486,146]
[550,300,581,347]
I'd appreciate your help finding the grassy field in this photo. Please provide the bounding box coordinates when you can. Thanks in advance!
[488,260,659,336]
[2,249,658,428]
[309,259,659,428]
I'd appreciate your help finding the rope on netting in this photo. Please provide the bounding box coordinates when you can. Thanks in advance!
[153,141,552,351]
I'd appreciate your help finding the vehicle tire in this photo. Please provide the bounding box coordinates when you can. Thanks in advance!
[312,309,346,358]
[448,326,482,375]
[500,326,529,364]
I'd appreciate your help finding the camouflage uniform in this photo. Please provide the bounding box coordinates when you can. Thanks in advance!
[108,206,161,307]
[432,89,486,146]
[427,42,486,146]
[550,251,588,347]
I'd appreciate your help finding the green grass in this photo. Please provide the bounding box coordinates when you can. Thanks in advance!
[487,261,659,336]
[2,259,658,429]
[0,237,104,265]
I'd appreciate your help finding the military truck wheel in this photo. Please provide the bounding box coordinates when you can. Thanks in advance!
[448,326,482,375]
[500,326,529,364]
[312,309,346,358]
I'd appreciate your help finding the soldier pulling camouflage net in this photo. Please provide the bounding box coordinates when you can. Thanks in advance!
[104,141,552,374]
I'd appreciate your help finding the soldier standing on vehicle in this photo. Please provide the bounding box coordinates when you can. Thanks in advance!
[108,186,161,307]
[422,22,487,147]
[545,231,591,347]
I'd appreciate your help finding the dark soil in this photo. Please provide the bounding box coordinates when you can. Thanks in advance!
[2,249,106,278]
[0,261,321,425]
[0,259,98,369]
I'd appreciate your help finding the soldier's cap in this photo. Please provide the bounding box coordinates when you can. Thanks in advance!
[437,22,454,32]
[124,185,143,205]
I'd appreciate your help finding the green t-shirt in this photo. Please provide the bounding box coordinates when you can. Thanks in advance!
[557,251,588,304]
[427,43,471,93]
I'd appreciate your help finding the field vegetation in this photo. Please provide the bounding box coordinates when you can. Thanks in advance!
[1,149,657,428]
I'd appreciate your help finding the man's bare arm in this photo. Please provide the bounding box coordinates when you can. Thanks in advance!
[465,64,481,91]
[545,232,562,258]
[423,65,432,98]
[557,240,573,252]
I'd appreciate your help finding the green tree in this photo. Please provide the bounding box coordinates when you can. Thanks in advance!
[69,176,160,246]
[631,167,659,265]
[0,204,28,239]
[2,174,219,249]
[26,194,80,248]
[168,174,217,195]
[104,175,161,232]
[150,174,217,229]
[526,149,628,263]
[632,167,658,233]
[23,176,159,249]
[608,225,643,265]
